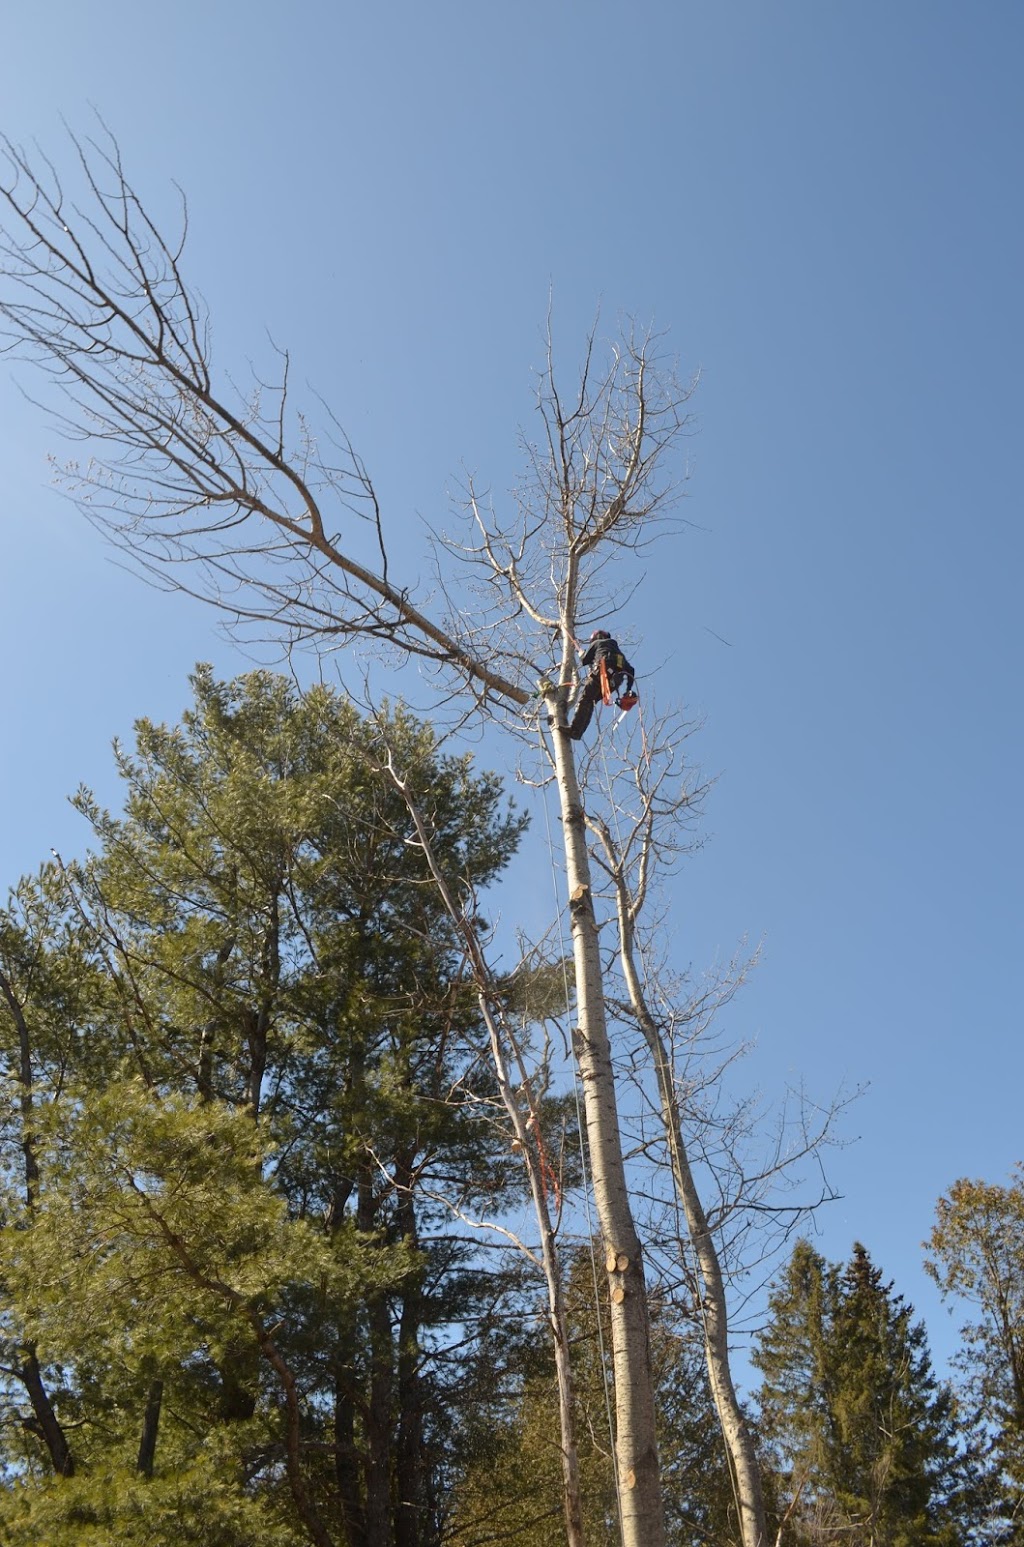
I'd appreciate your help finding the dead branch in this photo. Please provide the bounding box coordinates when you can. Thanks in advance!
[0,126,530,706]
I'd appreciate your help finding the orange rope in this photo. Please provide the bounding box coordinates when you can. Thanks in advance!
[598,655,613,706]
[526,1112,562,1212]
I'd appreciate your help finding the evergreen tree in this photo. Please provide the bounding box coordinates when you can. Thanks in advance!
[0,669,533,1547]
[753,1241,965,1547]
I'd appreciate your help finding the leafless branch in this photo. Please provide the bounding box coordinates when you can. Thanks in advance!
[0,124,531,707]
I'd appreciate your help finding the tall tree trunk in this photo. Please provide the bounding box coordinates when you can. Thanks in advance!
[0,968,41,1206]
[394,1292,424,1547]
[548,715,665,1547]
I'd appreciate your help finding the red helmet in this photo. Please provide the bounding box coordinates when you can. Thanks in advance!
[590,629,610,641]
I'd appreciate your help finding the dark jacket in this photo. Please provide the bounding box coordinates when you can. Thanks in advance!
[580,636,634,690]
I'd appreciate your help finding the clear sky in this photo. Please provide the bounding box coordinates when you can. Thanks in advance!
[2,1,1022,1380]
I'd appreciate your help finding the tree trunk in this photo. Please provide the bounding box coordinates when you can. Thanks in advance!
[548,713,665,1547]
[358,1165,394,1547]
[137,1377,164,1477]
[247,897,280,1117]
[366,1292,395,1547]
[21,1348,74,1477]
[394,1159,425,1547]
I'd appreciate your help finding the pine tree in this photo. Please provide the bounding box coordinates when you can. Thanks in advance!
[753,1241,965,1547]
[0,669,533,1547]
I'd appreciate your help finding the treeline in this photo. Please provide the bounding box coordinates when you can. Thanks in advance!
[0,669,1019,1546]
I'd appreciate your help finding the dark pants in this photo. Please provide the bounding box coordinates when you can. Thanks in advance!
[567,669,625,740]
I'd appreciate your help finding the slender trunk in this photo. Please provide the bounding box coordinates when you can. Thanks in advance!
[137,1377,164,1477]
[367,1293,395,1547]
[609,863,767,1547]
[394,1160,425,1547]
[247,897,280,1118]
[654,1043,765,1547]
[394,1292,424,1547]
[329,1175,367,1544]
[481,989,587,1547]
[22,1347,75,1477]
[469,983,586,1547]
[545,1238,588,1547]
[358,1166,394,1547]
[547,712,665,1547]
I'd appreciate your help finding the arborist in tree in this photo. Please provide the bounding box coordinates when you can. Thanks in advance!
[565,630,637,740]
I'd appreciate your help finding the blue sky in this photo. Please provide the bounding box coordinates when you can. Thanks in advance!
[2,1,1022,1379]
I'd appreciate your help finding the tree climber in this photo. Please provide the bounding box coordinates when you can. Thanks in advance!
[565,630,637,740]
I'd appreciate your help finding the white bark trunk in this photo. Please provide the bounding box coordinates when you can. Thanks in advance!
[548,709,666,1547]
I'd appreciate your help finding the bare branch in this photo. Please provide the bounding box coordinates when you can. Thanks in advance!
[0,126,530,707]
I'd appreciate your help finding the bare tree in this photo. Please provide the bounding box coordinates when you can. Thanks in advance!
[0,124,809,1546]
